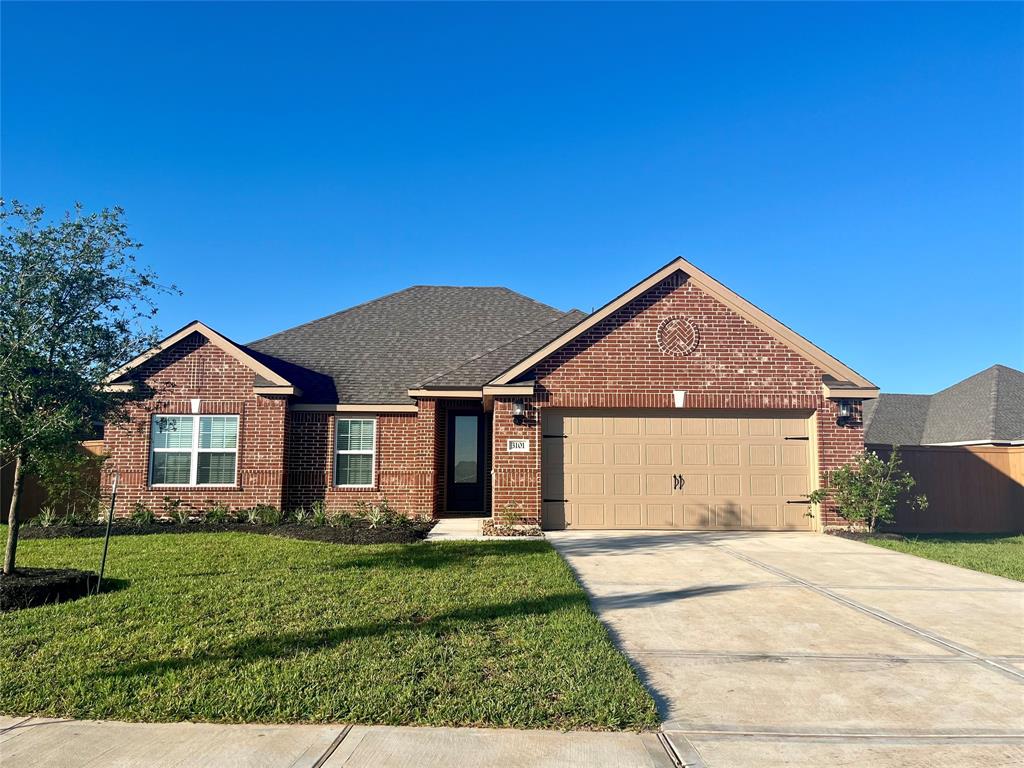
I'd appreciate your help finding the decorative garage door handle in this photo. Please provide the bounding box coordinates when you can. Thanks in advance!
[673,474,685,491]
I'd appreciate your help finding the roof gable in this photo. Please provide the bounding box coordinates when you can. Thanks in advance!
[104,321,299,395]
[488,257,877,393]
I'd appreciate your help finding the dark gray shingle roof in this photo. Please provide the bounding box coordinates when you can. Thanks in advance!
[247,286,580,404]
[419,310,588,387]
[865,365,1024,445]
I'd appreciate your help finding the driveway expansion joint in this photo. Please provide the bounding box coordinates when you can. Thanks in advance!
[715,543,1024,683]
[311,724,351,768]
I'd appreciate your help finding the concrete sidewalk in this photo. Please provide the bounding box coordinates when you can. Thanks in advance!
[0,717,677,768]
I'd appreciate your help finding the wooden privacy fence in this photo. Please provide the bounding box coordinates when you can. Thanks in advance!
[869,443,1024,534]
[1,440,105,523]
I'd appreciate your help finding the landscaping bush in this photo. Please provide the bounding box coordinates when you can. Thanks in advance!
[810,448,927,532]
[204,502,231,524]
[131,502,155,526]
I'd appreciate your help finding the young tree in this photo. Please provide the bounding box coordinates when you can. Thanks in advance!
[0,200,177,574]
[809,448,928,532]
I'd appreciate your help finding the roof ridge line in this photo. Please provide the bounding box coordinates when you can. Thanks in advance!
[416,310,585,387]
[247,286,420,346]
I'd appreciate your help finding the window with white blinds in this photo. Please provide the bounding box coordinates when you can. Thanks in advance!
[150,415,238,486]
[335,418,375,487]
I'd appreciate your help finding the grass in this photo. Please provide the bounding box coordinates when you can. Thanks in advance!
[867,533,1024,581]
[0,529,658,729]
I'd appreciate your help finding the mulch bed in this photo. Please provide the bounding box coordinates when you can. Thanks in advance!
[481,520,544,538]
[0,567,97,611]
[19,520,435,545]
[827,530,906,542]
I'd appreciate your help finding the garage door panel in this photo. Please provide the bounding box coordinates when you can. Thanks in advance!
[714,474,741,496]
[646,504,674,527]
[785,503,812,527]
[748,444,776,466]
[614,504,642,527]
[646,474,673,496]
[712,444,741,466]
[578,443,604,464]
[613,443,640,465]
[712,418,739,436]
[613,418,640,435]
[614,473,641,495]
[644,417,672,435]
[682,474,709,495]
[684,503,712,527]
[781,418,808,437]
[542,409,814,531]
[578,473,605,495]
[782,474,809,496]
[646,444,673,465]
[750,475,778,496]
[782,444,808,466]
[717,503,742,528]
[577,503,606,527]
[751,504,781,528]
[681,444,708,465]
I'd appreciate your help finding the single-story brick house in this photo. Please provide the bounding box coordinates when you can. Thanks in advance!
[101,258,878,531]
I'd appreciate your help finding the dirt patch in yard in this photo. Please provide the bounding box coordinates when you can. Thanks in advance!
[0,567,97,611]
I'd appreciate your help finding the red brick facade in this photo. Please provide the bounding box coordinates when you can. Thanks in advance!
[284,405,436,517]
[489,273,864,528]
[102,333,288,517]
[103,274,865,528]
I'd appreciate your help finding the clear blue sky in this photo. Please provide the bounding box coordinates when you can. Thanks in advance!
[3,2,1022,393]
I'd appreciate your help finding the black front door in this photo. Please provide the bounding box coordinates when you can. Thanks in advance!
[446,410,485,512]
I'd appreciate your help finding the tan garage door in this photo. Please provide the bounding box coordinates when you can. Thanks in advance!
[542,410,814,531]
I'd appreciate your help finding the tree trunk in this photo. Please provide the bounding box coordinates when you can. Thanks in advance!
[4,451,26,575]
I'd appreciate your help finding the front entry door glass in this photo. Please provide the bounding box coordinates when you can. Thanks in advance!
[453,416,478,484]
[446,411,484,512]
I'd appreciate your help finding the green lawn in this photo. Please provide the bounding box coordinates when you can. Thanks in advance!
[867,534,1024,581]
[0,530,658,730]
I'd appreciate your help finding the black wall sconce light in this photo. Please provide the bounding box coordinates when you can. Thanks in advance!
[836,399,853,425]
[511,401,526,425]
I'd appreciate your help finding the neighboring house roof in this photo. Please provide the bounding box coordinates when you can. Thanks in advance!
[864,365,1024,446]
[246,286,581,404]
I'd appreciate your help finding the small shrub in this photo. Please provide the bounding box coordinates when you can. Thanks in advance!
[355,498,405,528]
[290,506,309,525]
[239,507,261,525]
[60,506,93,526]
[163,497,190,525]
[34,507,59,528]
[495,502,524,527]
[204,502,231,524]
[310,501,328,528]
[130,502,155,526]
[809,447,928,532]
[240,505,282,528]
[329,512,355,529]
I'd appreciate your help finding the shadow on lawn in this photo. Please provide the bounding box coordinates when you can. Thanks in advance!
[103,589,587,679]
[101,576,731,681]
[330,539,552,572]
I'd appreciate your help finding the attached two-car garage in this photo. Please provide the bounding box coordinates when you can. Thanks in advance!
[541,410,814,531]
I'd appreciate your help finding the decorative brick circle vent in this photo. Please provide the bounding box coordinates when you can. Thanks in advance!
[656,316,700,356]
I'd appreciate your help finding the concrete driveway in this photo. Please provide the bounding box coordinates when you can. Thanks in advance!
[549,531,1024,768]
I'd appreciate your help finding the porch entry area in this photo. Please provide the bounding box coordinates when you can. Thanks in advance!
[440,404,491,515]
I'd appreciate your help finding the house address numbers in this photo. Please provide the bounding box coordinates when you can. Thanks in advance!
[506,439,530,453]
